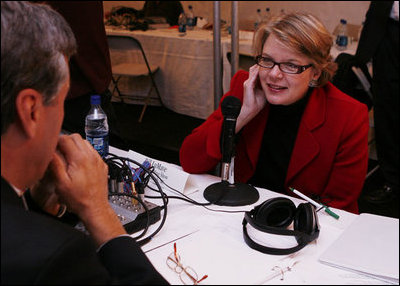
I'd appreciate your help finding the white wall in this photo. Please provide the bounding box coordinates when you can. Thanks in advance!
[103,1,370,34]
[236,1,370,32]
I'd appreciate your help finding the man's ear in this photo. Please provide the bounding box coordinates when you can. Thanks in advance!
[14,89,43,139]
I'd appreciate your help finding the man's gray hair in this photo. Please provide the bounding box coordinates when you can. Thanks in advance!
[1,1,77,134]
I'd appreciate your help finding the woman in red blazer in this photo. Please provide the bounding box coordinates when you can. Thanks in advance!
[180,12,369,214]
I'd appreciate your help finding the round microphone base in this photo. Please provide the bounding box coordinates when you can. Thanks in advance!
[204,181,259,206]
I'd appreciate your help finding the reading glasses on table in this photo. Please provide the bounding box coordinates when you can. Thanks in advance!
[166,243,208,285]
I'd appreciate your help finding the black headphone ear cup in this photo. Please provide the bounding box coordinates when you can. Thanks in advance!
[294,203,316,243]
[254,197,296,228]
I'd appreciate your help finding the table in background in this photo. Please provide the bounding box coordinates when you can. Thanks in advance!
[106,26,253,120]
[331,40,358,60]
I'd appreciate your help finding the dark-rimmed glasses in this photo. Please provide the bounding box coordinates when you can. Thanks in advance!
[166,243,208,285]
[255,55,312,74]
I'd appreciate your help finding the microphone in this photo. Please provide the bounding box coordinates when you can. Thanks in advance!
[220,96,241,181]
[203,96,259,206]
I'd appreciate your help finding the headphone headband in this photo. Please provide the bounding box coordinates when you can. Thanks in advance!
[242,198,319,255]
[244,211,312,239]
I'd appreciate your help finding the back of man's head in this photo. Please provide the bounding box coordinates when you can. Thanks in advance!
[1,1,77,135]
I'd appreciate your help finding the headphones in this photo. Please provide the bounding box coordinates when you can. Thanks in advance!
[242,197,320,255]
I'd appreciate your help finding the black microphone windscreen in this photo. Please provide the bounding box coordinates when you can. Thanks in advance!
[221,96,241,118]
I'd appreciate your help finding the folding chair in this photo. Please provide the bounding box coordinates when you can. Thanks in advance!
[107,34,162,122]
[332,52,373,110]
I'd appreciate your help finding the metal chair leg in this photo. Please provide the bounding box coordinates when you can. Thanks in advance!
[111,75,124,103]
[138,85,154,123]
[138,103,148,123]
[149,70,162,106]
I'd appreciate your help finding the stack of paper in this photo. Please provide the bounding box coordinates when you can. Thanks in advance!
[319,213,399,284]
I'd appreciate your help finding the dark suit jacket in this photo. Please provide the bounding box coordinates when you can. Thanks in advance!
[356,1,394,63]
[1,176,168,284]
[47,1,112,100]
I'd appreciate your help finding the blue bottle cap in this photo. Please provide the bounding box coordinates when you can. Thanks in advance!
[90,95,101,105]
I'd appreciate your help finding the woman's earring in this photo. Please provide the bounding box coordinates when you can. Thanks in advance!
[308,79,318,87]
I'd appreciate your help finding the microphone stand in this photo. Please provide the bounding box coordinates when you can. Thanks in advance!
[204,95,259,206]
[204,156,259,206]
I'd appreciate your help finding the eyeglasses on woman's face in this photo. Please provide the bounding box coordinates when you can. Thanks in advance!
[255,55,313,74]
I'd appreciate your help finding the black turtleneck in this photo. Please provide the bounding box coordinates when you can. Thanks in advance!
[248,89,312,193]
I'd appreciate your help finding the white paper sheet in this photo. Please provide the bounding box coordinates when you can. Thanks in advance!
[319,213,399,284]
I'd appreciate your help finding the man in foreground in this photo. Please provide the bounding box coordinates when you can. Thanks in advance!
[1,1,167,284]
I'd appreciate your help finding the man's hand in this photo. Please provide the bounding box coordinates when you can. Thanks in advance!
[49,134,126,246]
[30,168,63,216]
[49,134,109,217]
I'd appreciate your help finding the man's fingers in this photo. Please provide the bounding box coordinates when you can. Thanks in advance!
[49,151,70,183]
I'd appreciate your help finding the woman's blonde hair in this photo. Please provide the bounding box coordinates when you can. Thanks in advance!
[253,11,337,87]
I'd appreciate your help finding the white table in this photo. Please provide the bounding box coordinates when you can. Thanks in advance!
[106,26,253,120]
[110,146,398,285]
[330,40,358,60]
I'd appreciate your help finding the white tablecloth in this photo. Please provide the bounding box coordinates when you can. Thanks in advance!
[106,27,254,119]
[106,27,221,119]
[330,40,358,60]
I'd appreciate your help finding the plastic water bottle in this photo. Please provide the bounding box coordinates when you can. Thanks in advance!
[254,8,262,31]
[187,5,195,30]
[178,12,187,35]
[85,95,109,157]
[336,19,348,51]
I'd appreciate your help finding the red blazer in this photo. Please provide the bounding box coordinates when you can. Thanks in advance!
[180,71,369,214]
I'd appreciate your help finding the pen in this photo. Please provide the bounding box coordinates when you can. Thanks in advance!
[289,187,340,220]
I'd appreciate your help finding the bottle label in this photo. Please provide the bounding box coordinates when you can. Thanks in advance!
[179,24,186,33]
[187,18,194,27]
[87,135,109,157]
[336,35,348,47]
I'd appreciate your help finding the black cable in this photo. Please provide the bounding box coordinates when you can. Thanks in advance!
[106,153,168,246]
[106,153,247,231]
[151,171,251,212]
[146,194,203,205]
[146,172,249,214]
[147,167,323,215]
[147,171,212,206]
[145,192,248,213]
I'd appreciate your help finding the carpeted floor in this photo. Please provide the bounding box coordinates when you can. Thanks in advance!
[109,102,399,219]
[108,102,205,165]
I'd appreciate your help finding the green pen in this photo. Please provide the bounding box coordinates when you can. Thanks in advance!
[289,187,340,220]
[320,203,340,219]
